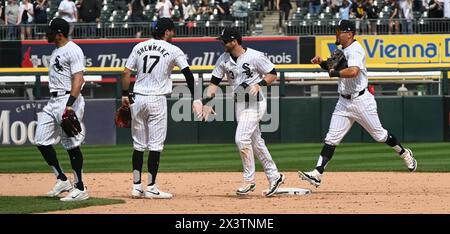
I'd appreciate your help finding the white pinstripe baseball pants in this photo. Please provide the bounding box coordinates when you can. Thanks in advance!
[35,94,85,150]
[325,91,388,146]
[235,99,280,183]
[130,94,167,152]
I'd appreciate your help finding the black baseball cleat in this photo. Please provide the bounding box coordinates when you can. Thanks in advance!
[298,170,322,188]
[265,173,286,197]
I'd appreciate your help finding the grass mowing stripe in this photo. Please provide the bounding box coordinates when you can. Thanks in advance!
[1,143,450,173]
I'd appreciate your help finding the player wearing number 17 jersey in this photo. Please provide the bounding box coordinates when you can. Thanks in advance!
[121,18,202,199]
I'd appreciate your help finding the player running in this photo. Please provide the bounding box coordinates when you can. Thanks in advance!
[299,20,417,188]
[202,27,285,197]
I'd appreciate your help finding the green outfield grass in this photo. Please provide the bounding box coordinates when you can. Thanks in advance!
[0,143,450,173]
[0,196,125,214]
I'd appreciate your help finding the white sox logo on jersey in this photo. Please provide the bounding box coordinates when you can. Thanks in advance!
[54,56,64,72]
[242,63,253,78]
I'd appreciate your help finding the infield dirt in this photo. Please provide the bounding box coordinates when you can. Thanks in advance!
[1,172,449,213]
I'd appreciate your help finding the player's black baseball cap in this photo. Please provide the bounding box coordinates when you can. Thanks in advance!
[217,27,242,41]
[154,17,175,33]
[336,20,356,32]
[47,17,70,37]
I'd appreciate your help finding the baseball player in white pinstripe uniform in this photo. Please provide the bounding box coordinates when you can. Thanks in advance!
[34,18,89,201]
[121,18,202,199]
[299,20,417,187]
[202,28,285,197]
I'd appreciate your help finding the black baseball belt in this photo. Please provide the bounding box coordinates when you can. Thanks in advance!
[51,91,70,97]
[340,89,365,100]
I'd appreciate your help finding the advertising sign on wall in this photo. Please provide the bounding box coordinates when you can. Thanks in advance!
[21,37,298,68]
[316,35,450,64]
[0,99,116,146]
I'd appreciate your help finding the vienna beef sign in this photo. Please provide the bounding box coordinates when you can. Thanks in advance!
[316,34,450,64]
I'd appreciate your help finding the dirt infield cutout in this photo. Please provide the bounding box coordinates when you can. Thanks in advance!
[1,172,449,214]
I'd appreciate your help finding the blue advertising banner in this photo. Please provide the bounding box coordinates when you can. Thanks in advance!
[0,99,116,145]
[20,37,298,68]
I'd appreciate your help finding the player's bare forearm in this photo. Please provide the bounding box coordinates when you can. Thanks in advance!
[337,67,360,78]
[70,72,84,97]
[206,83,218,98]
[122,68,132,92]
[262,73,277,85]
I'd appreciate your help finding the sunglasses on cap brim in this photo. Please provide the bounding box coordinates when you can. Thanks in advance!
[336,29,353,33]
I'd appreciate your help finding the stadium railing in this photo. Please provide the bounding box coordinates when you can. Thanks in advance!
[0,64,448,100]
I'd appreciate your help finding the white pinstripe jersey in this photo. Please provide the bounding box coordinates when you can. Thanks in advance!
[212,48,275,93]
[338,40,368,95]
[48,41,86,93]
[125,39,189,95]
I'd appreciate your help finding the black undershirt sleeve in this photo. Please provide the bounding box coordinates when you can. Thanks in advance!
[181,67,201,100]
[211,75,222,86]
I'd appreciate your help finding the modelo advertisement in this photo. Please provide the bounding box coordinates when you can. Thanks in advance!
[20,37,298,68]
[0,99,116,145]
[316,34,450,64]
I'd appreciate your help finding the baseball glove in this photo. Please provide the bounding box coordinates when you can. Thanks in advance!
[115,106,131,128]
[320,49,348,71]
[61,109,82,137]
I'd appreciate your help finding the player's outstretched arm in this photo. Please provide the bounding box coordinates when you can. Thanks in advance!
[201,83,217,121]
[181,67,203,118]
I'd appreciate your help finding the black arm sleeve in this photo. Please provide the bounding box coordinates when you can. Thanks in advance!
[319,60,328,70]
[181,67,201,100]
[211,75,222,86]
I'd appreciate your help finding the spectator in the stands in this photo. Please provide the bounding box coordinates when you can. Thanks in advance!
[173,0,185,21]
[365,0,379,35]
[184,0,197,20]
[309,0,321,14]
[0,0,5,25]
[266,0,276,11]
[232,0,248,18]
[428,0,443,17]
[388,0,400,34]
[58,0,77,38]
[197,0,213,15]
[402,0,414,33]
[217,0,232,21]
[351,0,366,34]
[5,0,19,40]
[128,0,148,38]
[77,0,100,23]
[156,0,173,18]
[339,0,352,19]
[33,0,48,39]
[77,0,100,37]
[412,0,424,11]
[33,0,47,24]
[277,0,292,33]
[330,0,343,13]
[17,0,34,40]
[444,0,450,18]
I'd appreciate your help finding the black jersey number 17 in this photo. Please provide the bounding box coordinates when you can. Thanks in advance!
[143,55,160,74]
